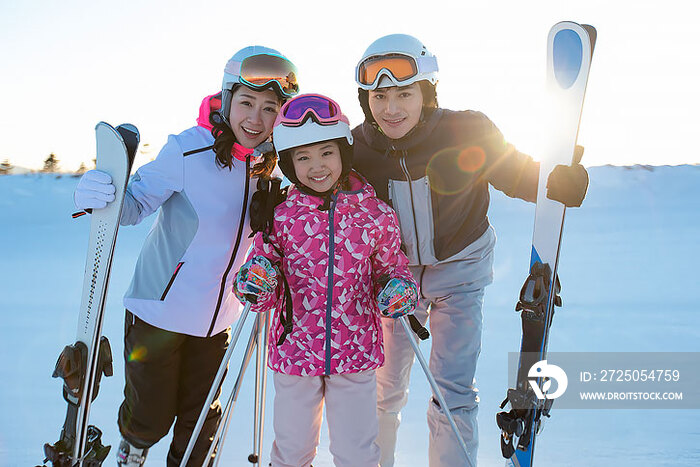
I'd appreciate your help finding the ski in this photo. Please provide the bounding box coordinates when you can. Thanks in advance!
[43,122,139,467]
[496,22,596,467]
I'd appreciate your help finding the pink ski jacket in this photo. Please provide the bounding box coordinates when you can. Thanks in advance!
[248,171,416,377]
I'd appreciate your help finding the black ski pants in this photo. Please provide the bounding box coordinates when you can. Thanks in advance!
[118,310,230,466]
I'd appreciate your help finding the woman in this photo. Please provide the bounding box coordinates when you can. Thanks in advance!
[73,46,299,466]
[351,34,589,466]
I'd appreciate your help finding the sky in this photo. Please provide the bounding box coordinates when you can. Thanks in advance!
[1,0,699,171]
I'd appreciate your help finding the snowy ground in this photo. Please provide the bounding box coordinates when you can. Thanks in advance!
[1,165,699,466]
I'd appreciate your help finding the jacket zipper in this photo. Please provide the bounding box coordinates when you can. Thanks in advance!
[160,262,184,301]
[399,153,423,265]
[207,155,251,337]
[324,195,338,375]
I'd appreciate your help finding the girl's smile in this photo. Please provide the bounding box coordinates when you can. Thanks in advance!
[291,141,343,193]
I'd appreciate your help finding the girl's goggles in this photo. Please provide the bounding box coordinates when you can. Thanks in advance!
[356,53,438,90]
[279,94,344,127]
[226,53,300,97]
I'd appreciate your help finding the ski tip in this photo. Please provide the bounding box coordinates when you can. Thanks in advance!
[552,22,596,55]
[116,123,140,142]
[94,121,113,132]
[115,124,141,163]
[581,24,597,54]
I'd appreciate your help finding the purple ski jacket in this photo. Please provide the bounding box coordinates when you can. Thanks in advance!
[248,171,416,377]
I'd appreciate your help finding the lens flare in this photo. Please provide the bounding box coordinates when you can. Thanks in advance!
[426,145,486,195]
[458,146,486,173]
[128,346,148,362]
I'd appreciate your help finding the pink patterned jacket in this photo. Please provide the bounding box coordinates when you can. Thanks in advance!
[248,171,415,377]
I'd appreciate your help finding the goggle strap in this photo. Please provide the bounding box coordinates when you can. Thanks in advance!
[224,61,242,76]
[416,55,439,73]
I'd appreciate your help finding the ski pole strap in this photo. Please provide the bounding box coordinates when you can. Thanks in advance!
[276,267,294,346]
[407,314,429,340]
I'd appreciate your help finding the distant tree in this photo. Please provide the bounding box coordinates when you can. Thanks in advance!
[0,159,12,175]
[42,153,60,173]
[76,162,87,175]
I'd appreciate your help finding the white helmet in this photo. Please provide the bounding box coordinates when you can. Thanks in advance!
[272,94,353,188]
[219,46,299,124]
[355,34,439,90]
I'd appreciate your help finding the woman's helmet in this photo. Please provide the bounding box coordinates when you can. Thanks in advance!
[219,46,299,126]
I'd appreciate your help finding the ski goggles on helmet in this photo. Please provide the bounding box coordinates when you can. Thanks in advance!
[356,53,438,90]
[273,94,353,155]
[225,53,300,97]
[278,94,345,127]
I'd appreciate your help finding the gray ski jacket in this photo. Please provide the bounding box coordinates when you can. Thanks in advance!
[352,108,539,265]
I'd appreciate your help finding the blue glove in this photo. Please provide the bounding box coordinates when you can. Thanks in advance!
[74,170,116,210]
[377,278,418,319]
[234,256,278,302]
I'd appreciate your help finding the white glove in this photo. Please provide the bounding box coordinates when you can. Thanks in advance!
[74,170,116,210]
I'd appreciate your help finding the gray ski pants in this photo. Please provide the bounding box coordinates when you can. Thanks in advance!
[376,227,496,467]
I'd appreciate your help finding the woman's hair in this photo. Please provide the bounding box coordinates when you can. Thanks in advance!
[209,86,283,178]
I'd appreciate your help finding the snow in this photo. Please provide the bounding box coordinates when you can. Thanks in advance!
[1,166,699,466]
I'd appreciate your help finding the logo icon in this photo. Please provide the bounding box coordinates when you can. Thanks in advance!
[528,360,568,400]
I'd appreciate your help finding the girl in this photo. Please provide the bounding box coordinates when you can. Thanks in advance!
[351,34,589,466]
[72,46,299,466]
[233,93,418,467]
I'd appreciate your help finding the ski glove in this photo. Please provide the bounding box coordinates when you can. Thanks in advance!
[377,278,418,319]
[74,170,116,210]
[234,256,278,303]
[546,145,589,208]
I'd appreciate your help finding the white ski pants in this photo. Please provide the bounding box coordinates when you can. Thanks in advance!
[376,227,496,467]
[270,370,380,467]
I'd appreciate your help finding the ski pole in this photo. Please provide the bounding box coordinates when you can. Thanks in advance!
[180,301,253,467]
[206,311,261,466]
[398,316,475,467]
[249,311,270,465]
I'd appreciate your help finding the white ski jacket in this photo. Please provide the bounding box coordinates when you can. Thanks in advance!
[121,95,255,337]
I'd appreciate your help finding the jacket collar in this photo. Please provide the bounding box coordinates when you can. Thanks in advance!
[286,171,375,209]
